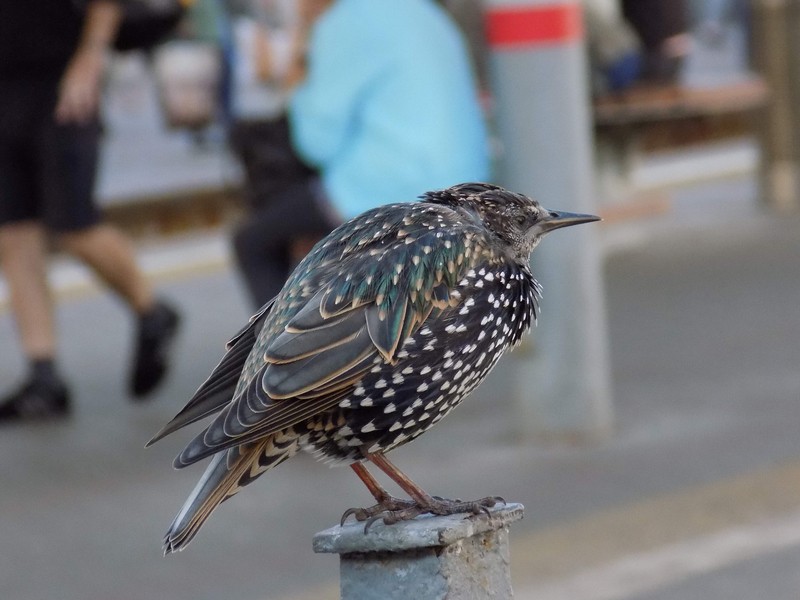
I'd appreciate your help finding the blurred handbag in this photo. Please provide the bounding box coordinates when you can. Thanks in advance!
[114,0,188,51]
[73,0,187,52]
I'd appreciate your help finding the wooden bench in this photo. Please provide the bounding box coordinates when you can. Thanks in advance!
[592,75,769,222]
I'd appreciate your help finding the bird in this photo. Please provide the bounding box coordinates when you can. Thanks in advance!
[148,182,599,553]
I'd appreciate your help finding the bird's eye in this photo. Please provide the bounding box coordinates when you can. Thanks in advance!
[515,215,527,226]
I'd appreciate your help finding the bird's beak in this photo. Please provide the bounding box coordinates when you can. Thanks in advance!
[537,210,601,233]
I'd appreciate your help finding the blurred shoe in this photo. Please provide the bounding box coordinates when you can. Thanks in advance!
[130,300,181,399]
[0,379,70,423]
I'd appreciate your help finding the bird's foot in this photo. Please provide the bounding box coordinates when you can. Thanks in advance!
[342,495,506,533]
[421,495,506,521]
[340,496,418,528]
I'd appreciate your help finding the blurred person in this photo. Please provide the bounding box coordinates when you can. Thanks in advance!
[232,0,490,307]
[224,0,329,309]
[583,0,642,95]
[622,0,691,83]
[0,0,181,422]
[224,0,317,228]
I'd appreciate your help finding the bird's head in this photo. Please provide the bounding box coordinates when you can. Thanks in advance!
[423,182,600,261]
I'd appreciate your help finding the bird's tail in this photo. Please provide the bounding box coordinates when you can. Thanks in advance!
[163,430,300,554]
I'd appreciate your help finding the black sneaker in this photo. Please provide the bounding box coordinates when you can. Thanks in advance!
[130,300,181,399]
[0,379,70,423]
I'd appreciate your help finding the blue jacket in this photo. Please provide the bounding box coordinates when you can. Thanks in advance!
[289,0,490,219]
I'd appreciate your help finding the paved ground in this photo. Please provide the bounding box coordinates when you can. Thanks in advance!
[1,173,799,599]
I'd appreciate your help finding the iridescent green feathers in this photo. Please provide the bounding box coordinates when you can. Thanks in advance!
[290,201,489,356]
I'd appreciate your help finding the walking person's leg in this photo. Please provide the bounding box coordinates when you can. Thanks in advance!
[0,222,70,420]
[0,82,180,423]
[0,81,70,420]
[0,222,56,362]
[41,114,180,400]
[57,224,181,398]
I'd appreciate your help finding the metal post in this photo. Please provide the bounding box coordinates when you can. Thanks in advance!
[751,0,800,212]
[313,503,524,599]
[483,1,613,441]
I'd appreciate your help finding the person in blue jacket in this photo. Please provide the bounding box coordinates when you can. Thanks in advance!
[231,0,490,307]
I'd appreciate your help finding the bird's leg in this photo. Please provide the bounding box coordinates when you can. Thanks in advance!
[340,462,416,526]
[367,452,503,524]
[350,461,390,503]
[368,452,436,505]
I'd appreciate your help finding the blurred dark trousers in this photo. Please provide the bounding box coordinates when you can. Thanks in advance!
[621,0,688,50]
[621,0,688,81]
[228,116,316,210]
[231,178,339,309]
[229,116,336,308]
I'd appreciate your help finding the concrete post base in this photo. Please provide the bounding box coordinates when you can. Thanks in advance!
[313,503,524,600]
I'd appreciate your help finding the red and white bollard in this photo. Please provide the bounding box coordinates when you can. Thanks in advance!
[483,1,614,441]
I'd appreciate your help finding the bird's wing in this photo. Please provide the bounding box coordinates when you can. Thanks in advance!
[147,300,275,446]
[172,294,404,467]
[173,205,488,467]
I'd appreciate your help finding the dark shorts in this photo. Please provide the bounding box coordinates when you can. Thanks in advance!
[0,78,102,233]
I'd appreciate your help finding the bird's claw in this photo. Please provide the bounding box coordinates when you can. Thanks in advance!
[340,496,418,529]
[363,514,385,533]
[460,496,503,522]
[341,494,505,533]
[471,504,493,518]
[340,507,369,526]
[432,495,462,502]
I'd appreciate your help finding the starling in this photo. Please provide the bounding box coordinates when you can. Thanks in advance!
[149,182,599,553]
